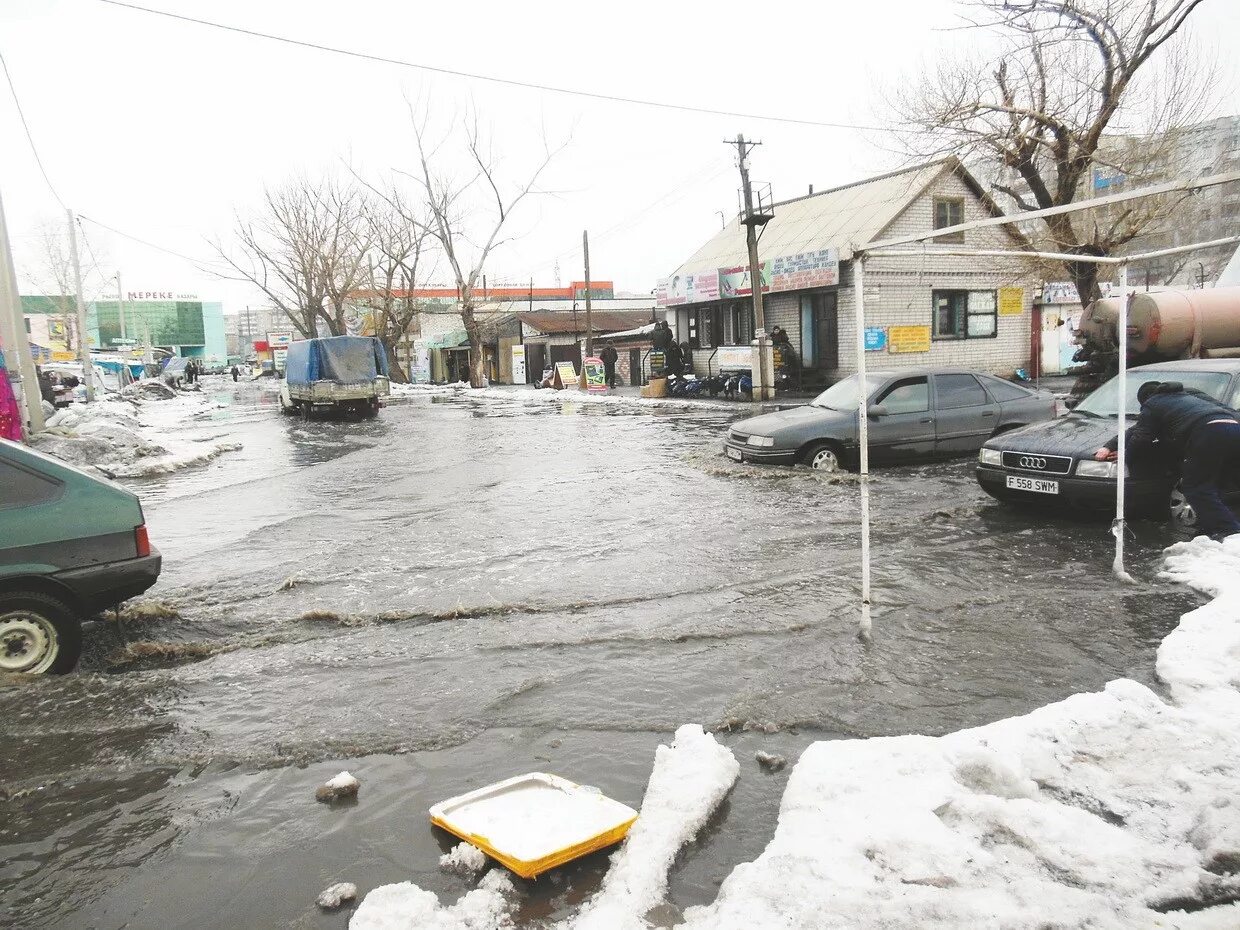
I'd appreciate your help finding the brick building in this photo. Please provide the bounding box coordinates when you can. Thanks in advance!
[659,158,1036,388]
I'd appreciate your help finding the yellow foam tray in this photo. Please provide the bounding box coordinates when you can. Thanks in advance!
[429,772,638,879]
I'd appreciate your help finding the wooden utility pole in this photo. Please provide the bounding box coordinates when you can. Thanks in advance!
[116,272,126,340]
[725,133,774,400]
[582,230,593,357]
[66,210,95,402]
[0,186,45,432]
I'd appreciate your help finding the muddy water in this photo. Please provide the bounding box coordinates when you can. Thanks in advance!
[0,381,1201,928]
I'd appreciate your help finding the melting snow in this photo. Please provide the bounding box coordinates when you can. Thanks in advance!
[440,842,488,876]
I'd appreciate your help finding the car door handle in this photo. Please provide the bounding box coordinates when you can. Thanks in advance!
[919,418,933,424]
[982,410,995,417]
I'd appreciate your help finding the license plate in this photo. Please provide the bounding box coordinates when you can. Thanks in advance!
[726,447,743,461]
[1006,475,1058,495]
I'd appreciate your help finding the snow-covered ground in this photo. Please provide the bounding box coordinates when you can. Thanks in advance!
[349,539,1240,929]
[30,381,241,478]
[387,381,785,412]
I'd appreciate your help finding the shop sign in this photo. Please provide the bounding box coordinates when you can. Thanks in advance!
[272,347,288,371]
[887,325,932,354]
[770,249,839,292]
[864,327,887,352]
[511,344,526,384]
[1041,281,1112,305]
[719,263,772,299]
[553,361,578,389]
[583,357,607,393]
[998,287,1025,317]
[658,270,722,307]
[716,345,752,369]
[267,330,294,347]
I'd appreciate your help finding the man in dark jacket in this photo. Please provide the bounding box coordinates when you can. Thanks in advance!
[599,345,618,388]
[1094,380,1240,540]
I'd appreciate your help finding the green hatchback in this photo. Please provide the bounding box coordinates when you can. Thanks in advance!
[0,438,161,673]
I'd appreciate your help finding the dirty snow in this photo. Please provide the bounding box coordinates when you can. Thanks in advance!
[29,386,241,478]
[387,382,781,413]
[440,842,488,876]
[571,725,738,930]
[677,535,1240,930]
[317,881,358,909]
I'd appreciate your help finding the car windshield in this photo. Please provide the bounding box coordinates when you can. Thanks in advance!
[810,375,884,411]
[1074,371,1233,417]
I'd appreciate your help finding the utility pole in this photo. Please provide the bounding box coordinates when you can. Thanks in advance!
[0,186,45,433]
[582,230,593,357]
[67,210,95,402]
[725,132,774,400]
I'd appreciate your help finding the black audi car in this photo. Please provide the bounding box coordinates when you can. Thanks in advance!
[975,360,1240,528]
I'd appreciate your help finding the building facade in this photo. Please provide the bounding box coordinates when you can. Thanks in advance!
[660,158,1035,387]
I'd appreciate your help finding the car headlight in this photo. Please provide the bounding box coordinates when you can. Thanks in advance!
[1075,459,1124,478]
[978,448,1002,466]
[746,435,775,447]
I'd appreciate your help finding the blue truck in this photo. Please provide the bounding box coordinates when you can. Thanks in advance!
[278,335,390,418]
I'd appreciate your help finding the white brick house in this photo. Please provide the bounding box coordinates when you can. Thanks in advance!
[662,158,1036,385]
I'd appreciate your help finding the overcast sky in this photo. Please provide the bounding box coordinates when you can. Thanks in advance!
[3,0,1237,315]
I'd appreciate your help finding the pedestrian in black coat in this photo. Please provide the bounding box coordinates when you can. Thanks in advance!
[1096,380,1240,539]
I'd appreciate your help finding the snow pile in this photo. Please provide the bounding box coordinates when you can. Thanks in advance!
[571,724,738,930]
[387,382,780,412]
[350,869,515,930]
[29,391,240,478]
[676,537,1240,930]
[440,842,488,876]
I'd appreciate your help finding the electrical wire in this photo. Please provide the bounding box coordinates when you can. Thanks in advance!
[76,214,230,275]
[0,47,66,209]
[95,0,889,132]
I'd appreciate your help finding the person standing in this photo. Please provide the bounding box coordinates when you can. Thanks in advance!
[231,364,240,382]
[600,344,618,388]
[1095,380,1240,541]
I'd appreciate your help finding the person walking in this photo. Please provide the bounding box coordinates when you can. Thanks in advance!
[1094,380,1240,540]
[600,344,618,388]
[230,365,240,382]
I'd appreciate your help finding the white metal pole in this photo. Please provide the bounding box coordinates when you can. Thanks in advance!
[0,187,45,432]
[1113,262,1134,582]
[67,210,95,402]
[855,257,872,639]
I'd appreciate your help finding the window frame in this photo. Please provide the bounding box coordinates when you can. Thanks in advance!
[0,458,65,511]
[934,373,989,409]
[931,289,998,342]
[932,197,965,244]
[875,375,930,414]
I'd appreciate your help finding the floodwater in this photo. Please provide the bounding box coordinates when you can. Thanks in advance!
[0,378,1202,929]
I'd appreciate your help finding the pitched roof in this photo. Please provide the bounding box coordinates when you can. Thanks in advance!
[516,310,655,335]
[670,157,1019,279]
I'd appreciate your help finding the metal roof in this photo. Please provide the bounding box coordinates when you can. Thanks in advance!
[517,310,656,335]
[670,159,976,279]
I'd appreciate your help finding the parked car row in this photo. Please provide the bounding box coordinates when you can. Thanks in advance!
[725,360,1240,532]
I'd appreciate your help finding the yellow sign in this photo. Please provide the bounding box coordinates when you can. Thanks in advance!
[887,325,932,354]
[553,361,578,390]
[998,287,1025,316]
[51,350,77,361]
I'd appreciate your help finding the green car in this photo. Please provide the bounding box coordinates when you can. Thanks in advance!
[0,438,161,673]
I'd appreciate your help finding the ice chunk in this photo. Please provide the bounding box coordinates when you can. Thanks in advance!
[350,870,514,930]
[754,750,786,771]
[440,842,488,876]
[317,881,357,909]
[316,771,360,802]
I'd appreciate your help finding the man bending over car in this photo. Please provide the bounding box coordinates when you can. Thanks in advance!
[1094,380,1240,541]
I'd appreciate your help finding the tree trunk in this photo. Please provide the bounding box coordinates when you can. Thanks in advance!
[460,299,485,388]
[381,339,408,383]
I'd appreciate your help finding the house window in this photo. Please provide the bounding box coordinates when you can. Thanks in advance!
[688,311,699,349]
[933,197,965,243]
[932,289,997,340]
[697,306,723,348]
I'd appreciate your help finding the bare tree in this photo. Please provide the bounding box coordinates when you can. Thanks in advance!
[218,176,372,339]
[354,188,434,382]
[402,110,565,387]
[894,0,1214,308]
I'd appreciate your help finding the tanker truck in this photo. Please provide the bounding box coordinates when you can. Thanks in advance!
[1069,286,1240,400]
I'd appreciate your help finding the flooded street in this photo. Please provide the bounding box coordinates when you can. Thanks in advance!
[1,382,1202,929]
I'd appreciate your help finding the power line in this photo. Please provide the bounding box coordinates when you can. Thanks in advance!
[76,214,230,275]
[95,0,889,132]
[0,47,66,209]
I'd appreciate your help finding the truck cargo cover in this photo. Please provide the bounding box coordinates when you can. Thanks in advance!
[285,336,389,385]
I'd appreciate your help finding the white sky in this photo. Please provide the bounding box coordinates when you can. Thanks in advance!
[2,0,1237,316]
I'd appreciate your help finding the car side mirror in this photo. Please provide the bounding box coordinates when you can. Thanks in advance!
[867,403,889,418]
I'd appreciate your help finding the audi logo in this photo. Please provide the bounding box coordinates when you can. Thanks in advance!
[1019,455,1047,470]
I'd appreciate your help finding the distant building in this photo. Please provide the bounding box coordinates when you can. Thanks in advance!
[661,157,1036,387]
[21,292,227,364]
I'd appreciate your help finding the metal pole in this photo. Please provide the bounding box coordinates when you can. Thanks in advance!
[0,187,45,433]
[855,257,872,639]
[1113,262,1134,583]
[66,210,95,402]
[116,271,126,340]
[583,230,593,357]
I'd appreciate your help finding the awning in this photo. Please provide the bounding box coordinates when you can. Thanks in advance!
[422,329,469,349]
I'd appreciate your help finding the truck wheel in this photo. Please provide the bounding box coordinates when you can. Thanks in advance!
[0,592,82,674]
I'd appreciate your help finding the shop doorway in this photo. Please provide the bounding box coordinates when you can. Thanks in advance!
[525,343,546,382]
[800,292,839,372]
[629,348,641,386]
[550,344,582,369]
